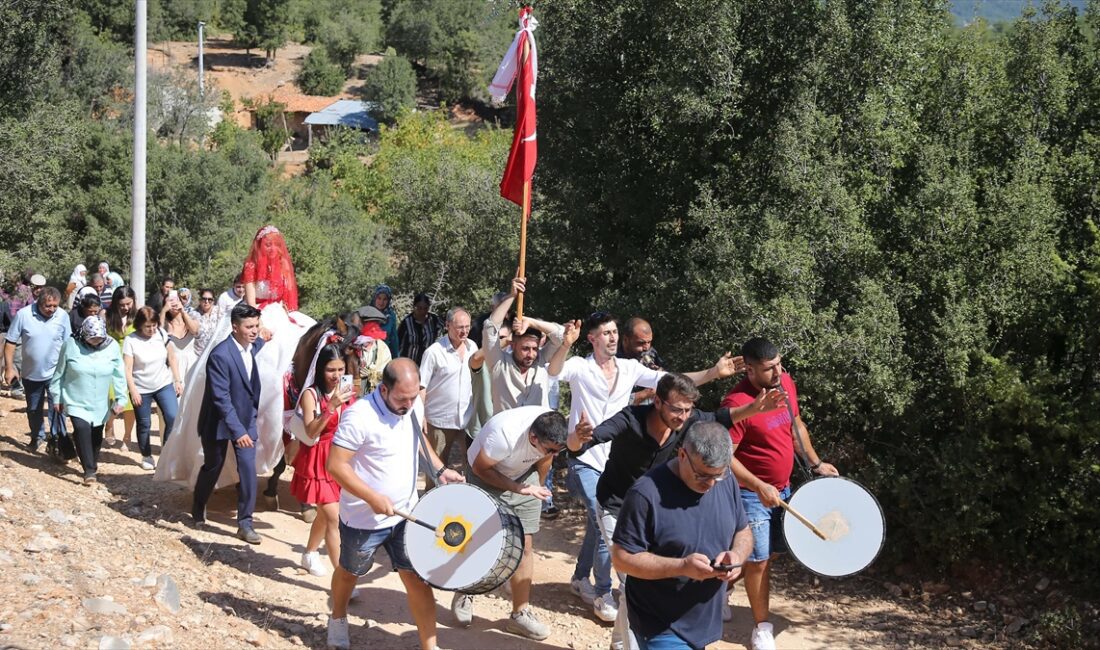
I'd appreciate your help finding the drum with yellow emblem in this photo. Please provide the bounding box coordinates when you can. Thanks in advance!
[404,483,524,594]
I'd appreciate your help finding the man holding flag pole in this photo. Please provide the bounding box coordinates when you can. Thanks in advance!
[489,4,538,322]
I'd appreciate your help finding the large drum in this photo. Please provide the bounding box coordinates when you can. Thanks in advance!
[404,483,524,594]
[783,476,885,577]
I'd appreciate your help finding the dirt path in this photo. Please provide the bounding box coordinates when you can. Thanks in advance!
[0,394,1008,649]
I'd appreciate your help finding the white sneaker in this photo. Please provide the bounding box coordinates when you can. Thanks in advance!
[592,592,618,623]
[570,578,597,605]
[722,601,732,621]
[751,622,776,650]
[301,551,328,577]
[327,616,350,649]
[141,456,156,470]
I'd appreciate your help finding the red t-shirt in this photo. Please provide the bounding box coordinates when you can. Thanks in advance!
[721,373,800,490]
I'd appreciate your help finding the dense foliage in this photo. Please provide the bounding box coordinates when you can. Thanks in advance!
[296,47,344,96]
[360,52,417,123]
[534,0,1100,590]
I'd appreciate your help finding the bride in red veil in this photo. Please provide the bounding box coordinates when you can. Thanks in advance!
[157,225,317,489]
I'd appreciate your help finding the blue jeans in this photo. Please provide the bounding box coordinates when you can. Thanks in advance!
[740,484,792,562]
[339,520,413,576]
[566,458,612,595]
[133,383,178,457]
[637,630,696,650]
[22,377,64,445]
[542,470,555,510]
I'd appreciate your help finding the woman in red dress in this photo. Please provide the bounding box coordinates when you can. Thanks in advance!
[293,343,356,577]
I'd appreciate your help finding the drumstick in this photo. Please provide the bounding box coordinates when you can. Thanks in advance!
[777,501,828,541]
[393,509,445,539]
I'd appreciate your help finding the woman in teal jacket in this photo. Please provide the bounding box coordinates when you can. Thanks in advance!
[50,317,127,484]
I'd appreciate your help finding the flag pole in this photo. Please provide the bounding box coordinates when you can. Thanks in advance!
[515,30,532,322]
[517,179,531,320]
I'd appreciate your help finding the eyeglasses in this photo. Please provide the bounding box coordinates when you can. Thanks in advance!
[683,452,727,483]
[200,297,215,303]
[532,435,564,455]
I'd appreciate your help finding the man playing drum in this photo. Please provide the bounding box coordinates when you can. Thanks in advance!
[612,421,753,650]
[325,359,464,650]
[721,337,839,650]
[454,405,569,640]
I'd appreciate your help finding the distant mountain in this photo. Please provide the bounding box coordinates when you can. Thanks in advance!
[952,0,1088,25]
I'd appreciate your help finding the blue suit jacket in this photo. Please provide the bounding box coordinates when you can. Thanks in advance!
[197,335,264,442]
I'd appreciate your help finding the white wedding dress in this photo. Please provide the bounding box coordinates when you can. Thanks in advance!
[155,301,315,489]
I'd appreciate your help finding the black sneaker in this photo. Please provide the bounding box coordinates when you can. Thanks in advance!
[541,505,560,520]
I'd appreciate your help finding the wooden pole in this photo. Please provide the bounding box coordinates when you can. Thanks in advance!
[516,179,531,320]
[515,27,532,322]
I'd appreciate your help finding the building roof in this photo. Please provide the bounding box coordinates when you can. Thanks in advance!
[304,100,379,132]
[267,88,336,114]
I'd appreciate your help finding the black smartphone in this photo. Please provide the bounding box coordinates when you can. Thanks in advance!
[711,558,742,571]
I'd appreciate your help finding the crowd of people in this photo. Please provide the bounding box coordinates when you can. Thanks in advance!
[0,225,841,650]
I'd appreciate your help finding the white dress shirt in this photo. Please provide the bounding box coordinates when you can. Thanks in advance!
[419,336,478,430]
[232,335,253,378]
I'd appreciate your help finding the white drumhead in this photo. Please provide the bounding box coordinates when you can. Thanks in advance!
[406,484,510,590]
[783,477,884,577]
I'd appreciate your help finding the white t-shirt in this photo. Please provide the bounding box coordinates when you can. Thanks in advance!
[467,405,551,480]
[552,355,664,472]
[123,329,173,393]
[419,336,478,430]
[333,389,425,530]
[217,288,242,314]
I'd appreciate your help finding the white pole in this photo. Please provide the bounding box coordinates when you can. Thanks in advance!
[198,21,205,96]
[131,0,147,307]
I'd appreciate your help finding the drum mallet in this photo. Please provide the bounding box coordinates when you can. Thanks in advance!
[778,501,828,541]
[394,509,445,539]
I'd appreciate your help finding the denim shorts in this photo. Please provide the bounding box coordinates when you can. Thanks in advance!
[339,519,413,576]
[739,485,792,562]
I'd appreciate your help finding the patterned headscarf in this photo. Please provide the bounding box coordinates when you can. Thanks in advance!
[78,316,110,349]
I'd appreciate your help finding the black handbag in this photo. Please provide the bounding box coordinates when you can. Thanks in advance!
[48,409,77,462]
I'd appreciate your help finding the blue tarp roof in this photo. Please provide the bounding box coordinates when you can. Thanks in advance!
[304,100,379,132]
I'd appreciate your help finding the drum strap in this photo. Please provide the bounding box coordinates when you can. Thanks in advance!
[411,410,441,489]
[779,382,814,481]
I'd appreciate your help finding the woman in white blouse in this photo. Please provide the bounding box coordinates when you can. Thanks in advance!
[123,306,182,470]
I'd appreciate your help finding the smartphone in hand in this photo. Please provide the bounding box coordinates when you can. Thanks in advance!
[339,374,353,393]
[711,558,742,571]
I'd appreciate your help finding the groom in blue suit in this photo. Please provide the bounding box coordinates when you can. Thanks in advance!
[192,303,266,543]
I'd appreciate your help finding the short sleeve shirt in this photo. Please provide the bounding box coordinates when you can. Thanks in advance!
[467,405,551,480]
[553,355,664,472]
[123,329,173,393]
[5,304,72,381]
[721,374,800,490]
[333,390,425,530]
[614,462,747,648]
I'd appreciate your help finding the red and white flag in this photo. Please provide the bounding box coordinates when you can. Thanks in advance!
[489,7,538,207]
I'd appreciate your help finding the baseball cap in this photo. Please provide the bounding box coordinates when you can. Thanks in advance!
[29,274,46,287]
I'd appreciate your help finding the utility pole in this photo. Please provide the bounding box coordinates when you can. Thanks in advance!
[198,21,206,96]
[131,0,147,307]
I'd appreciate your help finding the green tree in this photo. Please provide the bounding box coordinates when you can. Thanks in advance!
[361,53,416,122]
[247,97,291,161]
[243,0,291,61]
[297,47,345,96]
[0,0,70,115]
[319,109,517,307]
[384,0,513,102]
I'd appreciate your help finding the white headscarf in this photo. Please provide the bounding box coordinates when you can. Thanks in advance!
[69,264,87,287]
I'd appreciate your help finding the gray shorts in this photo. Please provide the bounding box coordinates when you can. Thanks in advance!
[470,467,541,535]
